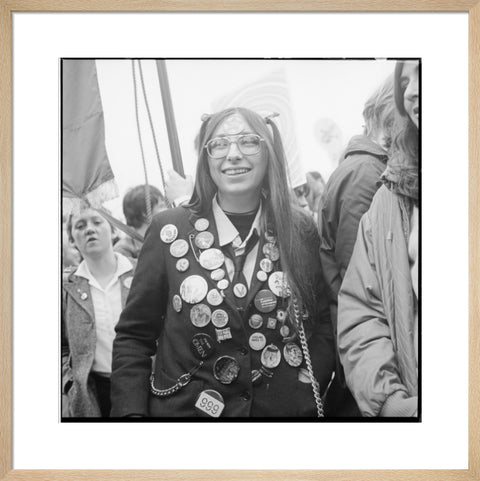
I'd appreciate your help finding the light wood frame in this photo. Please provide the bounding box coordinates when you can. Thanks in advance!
[1,1,477,480]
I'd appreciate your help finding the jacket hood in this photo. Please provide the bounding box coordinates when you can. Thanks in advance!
[344,135,388,161]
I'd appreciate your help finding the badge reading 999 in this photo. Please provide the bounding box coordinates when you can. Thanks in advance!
[195,389,225,418]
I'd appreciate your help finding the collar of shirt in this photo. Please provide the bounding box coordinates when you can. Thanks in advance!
[75,253,132,292]
[212,195,262,251]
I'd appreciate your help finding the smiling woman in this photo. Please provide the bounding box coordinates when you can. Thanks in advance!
[110,107,335,419]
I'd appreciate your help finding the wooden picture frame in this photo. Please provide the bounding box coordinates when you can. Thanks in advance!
[1,1,477,480]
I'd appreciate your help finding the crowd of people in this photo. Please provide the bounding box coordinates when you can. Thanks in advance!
[62,60,419,418]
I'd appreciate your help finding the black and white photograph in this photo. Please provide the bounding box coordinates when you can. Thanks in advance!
[61,58,420,421]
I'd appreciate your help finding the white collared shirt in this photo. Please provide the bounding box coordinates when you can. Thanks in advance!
[75,253,133,375]
[212,196,262,288]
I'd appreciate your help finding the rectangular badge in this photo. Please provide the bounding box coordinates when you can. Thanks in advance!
[195,391,225,418]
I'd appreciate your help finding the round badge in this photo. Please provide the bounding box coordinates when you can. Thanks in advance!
[259,258,273,273]
[254,289,277,313]
[213,356,240,384]
[256,271,268,282]
[80,292,88,300]
[283,342,303,367]
[211,309,229,328]
[199,248,225,271]
[176,258,190,272]
[211,268,226,281]
[190,333,216,360]
[190,303,212,328]
[268,271,291,298]
[248,314,263,329]
[170,239,189,258]
[262,243,280,262]
[265,231,276,243]
[160,224,178,244]
[207,289,223,306]
[261,344,282,369]
[180,275,208,304]
[280,325,290,337]
[194,218,210,232]
[217,279,229,290]
[276,309,287,322]
[172,294,182,313]
[195,231,214,250]
[233,283,247,298]
[249,332,266,351]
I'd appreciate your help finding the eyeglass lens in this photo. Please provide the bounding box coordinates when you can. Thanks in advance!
[207,134,262,158]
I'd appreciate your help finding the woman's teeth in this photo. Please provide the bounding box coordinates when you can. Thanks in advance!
[224,168,250,176]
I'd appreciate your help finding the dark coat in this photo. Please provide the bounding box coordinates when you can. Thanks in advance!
[319,135,388,416]
[62,260,136,417]
[111,206,335,418]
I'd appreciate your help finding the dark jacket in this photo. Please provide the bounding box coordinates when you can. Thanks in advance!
[62,257,136,417]
[111,205,335,418]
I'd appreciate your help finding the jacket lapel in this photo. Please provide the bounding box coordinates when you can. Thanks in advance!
[63,275,95,320]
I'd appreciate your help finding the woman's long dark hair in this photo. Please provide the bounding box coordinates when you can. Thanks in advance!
[188,107,321,323]
[386,61,419,202]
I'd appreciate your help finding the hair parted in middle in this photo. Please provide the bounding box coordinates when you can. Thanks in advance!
[188,107,322,325]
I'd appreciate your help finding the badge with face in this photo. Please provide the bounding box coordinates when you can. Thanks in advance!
[211,268,226,281]
[248,313,263,329]
[259,258,273,273]
[199,248,225,271]
[172,294,182,313]
[283,342,303,367]
[176,258,190,272]
[256,271,267,282]
[233,283,247,298]
[160,224,178,244]
[195,389,225,418]
[170,239,189,258]
[215,327,232,343]
[190,303,212,328]
[194,218,210,232]
[190,333,215,360]
[249,332,266,351]
[213,356,240,384]
[180,275,208,304]
[195,231,214,250]
[217,279,229,291]
[207,289,223,307]
[212,309,229,328]
[261,344,282,369]
[268,271,291,298]
[254,289,277,313]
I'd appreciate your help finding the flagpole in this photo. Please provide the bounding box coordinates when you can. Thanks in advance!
[156,59,185,177]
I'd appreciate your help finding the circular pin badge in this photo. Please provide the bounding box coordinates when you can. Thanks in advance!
[249,332,266,351]
[256,271,268,282]
[194,218,209,232]
[207,289,223,307]
[160,224,178,244]
[283,342,303,367]
[259,258,273,273]
[248,314,263,329]
[180,275,208,304]
[190,333,215,360]
[233,283,247,298]
[172,294,182,313]
[190,303,212,328]
[199,248,225,271]
[268,271,291,298]
[211,309,228,328]
[176,258,190,272]
[263,243,280,262]
[80,292,88,300]
[211,268,225,281]
[195,231,214,250]
[123,277,133,289]
[213,356,240,384]
[261,344,282,369]
[217,279,229,290]
[265,231,276,243]
[254,289,277,313]
[276,309,287,322]
[280,325,290,338]
[170,239,189,258]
